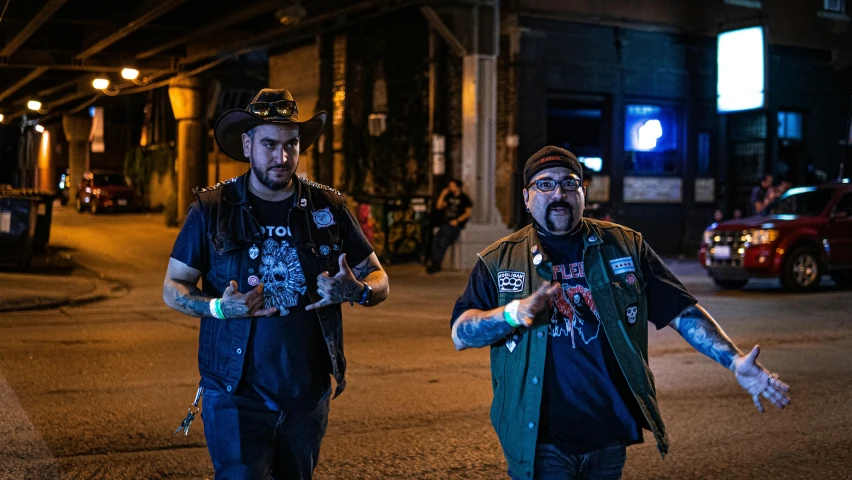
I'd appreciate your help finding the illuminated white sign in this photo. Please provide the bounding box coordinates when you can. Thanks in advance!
[717,26,765,112]
[578,156,603,172]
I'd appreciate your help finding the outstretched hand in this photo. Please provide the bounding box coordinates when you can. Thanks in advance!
[306,254,364,311]
[513,283,561,327]
[733,345,791,413]
[220,280,277,318]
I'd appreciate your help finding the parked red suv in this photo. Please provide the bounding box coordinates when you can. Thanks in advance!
[699,181,852,291]
[75,171,140,214]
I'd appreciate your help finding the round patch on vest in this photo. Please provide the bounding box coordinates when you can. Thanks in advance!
[626,273,637,285]
[588,235,598,242]
[319,244,330,256]
[248,275,259,287]
[533,253,543,266]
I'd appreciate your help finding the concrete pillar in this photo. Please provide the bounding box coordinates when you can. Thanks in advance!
[168,77,206,224]
[36,129,54,193]
[62,115,91,205]
[452,2,511,271]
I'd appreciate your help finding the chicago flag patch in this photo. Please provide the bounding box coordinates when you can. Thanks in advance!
[609,257,635,275]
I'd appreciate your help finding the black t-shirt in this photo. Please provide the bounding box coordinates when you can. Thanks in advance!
[170,191,375,411]
[444,193,472,228]
[236,193,330,410]
[451,229,697,454]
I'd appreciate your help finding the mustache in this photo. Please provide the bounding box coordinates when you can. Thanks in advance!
[546,201,572,214]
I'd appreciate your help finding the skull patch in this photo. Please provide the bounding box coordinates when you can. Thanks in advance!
[626,303,638,325]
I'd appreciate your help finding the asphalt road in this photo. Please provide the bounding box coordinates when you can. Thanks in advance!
[1,206,851,479]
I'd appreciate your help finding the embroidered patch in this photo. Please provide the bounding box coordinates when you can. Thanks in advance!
[319,245,330,256]
[626,273,637,285]
[625,302,638,325]
[249,244,259,260]
[248,275,259,287]
[312,208,336,229]
[609,256,635,275]
[506,338,517,352]
[497,271,525,292]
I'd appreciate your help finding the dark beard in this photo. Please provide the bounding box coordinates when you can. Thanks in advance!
[544,201,576,234]
[251,164,293,191]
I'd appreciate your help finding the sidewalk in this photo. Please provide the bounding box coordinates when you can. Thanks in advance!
[0,248,121,312]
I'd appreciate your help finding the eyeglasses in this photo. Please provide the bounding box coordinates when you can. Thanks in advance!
[248,100,297,118]
[528,178,582,192]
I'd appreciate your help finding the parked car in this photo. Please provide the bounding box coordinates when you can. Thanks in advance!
[699,181,852,291]
[75,171,140,214]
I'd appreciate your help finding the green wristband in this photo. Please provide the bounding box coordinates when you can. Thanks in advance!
[214,298,226,319]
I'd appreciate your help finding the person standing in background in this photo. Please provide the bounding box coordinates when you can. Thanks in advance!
[427,179,472,274]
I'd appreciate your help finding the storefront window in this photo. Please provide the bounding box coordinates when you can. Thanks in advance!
[624,104,680,174]
[777,111,803,140]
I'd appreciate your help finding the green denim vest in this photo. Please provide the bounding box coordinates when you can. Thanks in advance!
[478,219,668,479]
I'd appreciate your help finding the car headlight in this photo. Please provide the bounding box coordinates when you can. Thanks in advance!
[703,230,713,245]
[746,229,778,245]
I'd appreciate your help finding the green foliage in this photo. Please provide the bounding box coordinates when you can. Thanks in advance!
[123,143,175,208]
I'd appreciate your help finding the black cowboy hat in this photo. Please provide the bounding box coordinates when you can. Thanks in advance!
[213,89,326,162]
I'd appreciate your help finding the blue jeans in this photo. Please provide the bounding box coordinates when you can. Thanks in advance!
[202,388,330,480]
[431,224,461,268]
[509,442,627,480]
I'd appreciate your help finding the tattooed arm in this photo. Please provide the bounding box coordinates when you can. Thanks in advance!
[670,304,791,412]
[164,257,276,318]
[669,304,741,370]
[164,257,213,317]
[452,283,560,350]
[352,253,389,306]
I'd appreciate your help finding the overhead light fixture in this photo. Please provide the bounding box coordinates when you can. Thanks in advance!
[121,68,140,80]
[35,124,45,133]
[27,100,42,111]
[92,78,110,90]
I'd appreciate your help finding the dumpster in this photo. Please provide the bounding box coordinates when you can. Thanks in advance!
[0,187,55,253]
[0,196,38,271]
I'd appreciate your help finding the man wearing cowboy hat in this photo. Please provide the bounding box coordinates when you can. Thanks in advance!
[163,89,389,479]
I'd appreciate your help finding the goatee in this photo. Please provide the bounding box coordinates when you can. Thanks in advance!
[252,164,292,191]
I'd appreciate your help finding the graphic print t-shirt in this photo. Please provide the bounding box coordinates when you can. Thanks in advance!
[536,232,642,454]
[444,193,472,228]
[237,193,330,411]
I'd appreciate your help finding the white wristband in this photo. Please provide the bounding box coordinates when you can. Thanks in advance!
[503,300,521,328]
[209,299,220,319]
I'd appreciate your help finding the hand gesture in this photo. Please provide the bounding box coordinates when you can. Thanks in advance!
[513,283,561,327]
[306,254,363,311]
[220,280,277,318]
[449,219,459,227]
[733,345,791,413]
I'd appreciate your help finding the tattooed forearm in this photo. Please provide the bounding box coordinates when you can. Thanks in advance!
[670,304,742,370]
[353,263,377,280]
[452,308,515,350]
[164,279,214,318]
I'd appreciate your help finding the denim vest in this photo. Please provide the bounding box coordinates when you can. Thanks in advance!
[478,219,669,479]
[193,173,349,398]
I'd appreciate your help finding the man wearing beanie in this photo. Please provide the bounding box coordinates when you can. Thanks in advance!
[450,146,790,479]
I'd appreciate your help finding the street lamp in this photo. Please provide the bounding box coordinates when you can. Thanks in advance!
[121,68,139,80]
[27,100,42,111]
[35,124,45,133]
[92,78,110,90]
